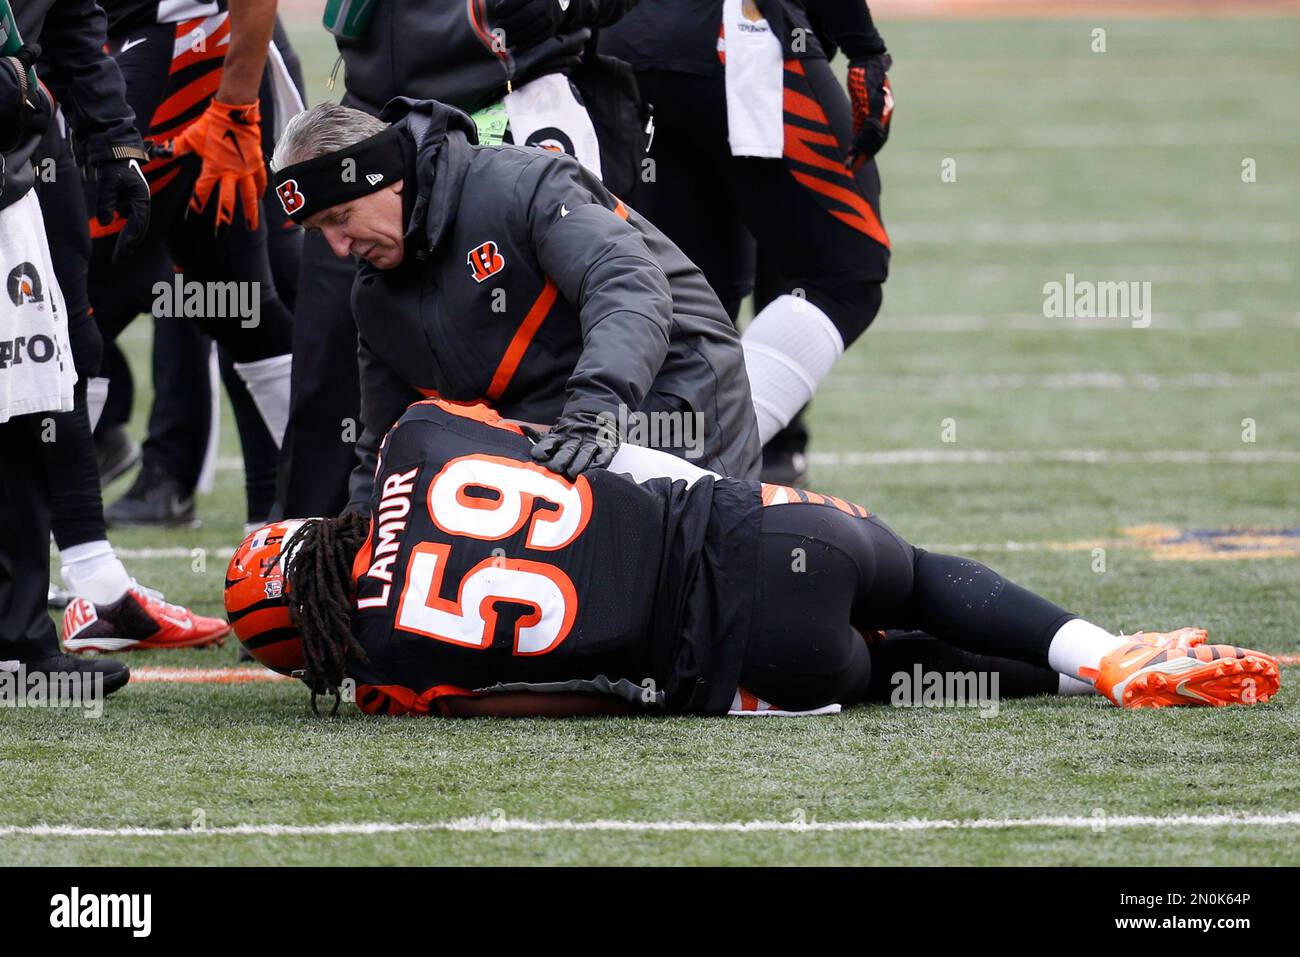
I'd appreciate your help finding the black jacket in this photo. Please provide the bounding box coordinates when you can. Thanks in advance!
[2,0,143,211]
[348,99,762,509]
[337,0,639,116]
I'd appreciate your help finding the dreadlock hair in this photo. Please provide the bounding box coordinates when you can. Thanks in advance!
[281,512,371,712]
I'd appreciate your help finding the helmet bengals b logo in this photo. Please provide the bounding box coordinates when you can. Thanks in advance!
[276,178,305,215]
[466,241,505,283]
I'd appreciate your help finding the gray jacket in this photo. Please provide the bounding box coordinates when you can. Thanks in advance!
[348,98,761,509]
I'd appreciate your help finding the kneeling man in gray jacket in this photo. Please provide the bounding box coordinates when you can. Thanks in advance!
[271,99,761,509]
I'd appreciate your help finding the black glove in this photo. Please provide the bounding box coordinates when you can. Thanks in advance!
[847,53,892,169]
[93,152,150,262]
[0,43,40,150]
[487,0,565,53]
[529,411,619,480]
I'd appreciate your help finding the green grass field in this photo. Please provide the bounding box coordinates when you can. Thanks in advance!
[4,16,1300,866]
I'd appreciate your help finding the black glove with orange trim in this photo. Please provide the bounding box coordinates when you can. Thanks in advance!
[92,148,151,262]
[847,53,893,169]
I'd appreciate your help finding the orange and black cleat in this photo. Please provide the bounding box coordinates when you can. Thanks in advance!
[1094,639,1280,709]
[62,588,230,653]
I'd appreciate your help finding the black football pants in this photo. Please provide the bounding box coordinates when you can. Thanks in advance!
[0,415,59,661]
[742,504,1073,711]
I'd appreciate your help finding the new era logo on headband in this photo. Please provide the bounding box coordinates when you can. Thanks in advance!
[276,178,305,215]
[366,173,384,186]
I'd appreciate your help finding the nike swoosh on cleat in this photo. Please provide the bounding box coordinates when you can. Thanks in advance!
[1174,678,1214,703]
[160,615,195,631]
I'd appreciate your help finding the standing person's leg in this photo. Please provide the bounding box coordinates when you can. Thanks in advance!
[732,57,889,446]
[32,118,230,651]
[92,342,140,484]
[0,416,62,664]
[624,70,755,322]
[116,19,305,525]
[276,230,363,518]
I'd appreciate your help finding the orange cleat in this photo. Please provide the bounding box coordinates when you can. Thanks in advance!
[1094,639,1280,709]
[62,587,230,653]
[1132,627,1208,651]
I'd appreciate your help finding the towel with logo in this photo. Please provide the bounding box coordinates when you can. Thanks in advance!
[0,190,77,423]
[720,0,784,158]
[503,71,603,180]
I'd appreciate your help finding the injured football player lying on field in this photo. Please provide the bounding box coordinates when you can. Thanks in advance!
[225,399,1281,717]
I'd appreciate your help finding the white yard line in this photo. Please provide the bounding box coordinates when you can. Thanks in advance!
[822,371,1300,390]
[809,449,1300,466]
[5,812,1300,839]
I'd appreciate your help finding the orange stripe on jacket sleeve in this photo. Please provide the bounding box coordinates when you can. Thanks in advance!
[485,278,558,400]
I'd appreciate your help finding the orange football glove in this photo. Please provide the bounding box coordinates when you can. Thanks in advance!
[166,99,266,231]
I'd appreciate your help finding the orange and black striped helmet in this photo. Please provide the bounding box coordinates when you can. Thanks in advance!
[224,520,311,676]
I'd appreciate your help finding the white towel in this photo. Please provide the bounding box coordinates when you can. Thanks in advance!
[504,72,603,180]
[0,190,77,423]
[721,0,784,158]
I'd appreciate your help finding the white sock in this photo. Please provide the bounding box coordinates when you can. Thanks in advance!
[741,294,844,444]
[86,376,110,432]
[1057,674,1096,696]
[60,540,132,605]
[1046,618,1130,685]
[233,353,292,447]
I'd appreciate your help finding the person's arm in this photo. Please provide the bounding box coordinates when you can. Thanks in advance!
[163,0,278,229]
[35,0,144,163]
[522,154,673,478]
[36,0,151,259]
[213,0,277,104]
[803,0,892,167]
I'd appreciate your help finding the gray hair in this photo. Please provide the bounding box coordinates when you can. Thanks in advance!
[271,101,389,171]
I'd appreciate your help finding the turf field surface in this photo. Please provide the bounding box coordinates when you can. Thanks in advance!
[4,14,1298,866]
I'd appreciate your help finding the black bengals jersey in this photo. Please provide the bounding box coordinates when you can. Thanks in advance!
[348,400,763,716]
[102,0,228,35]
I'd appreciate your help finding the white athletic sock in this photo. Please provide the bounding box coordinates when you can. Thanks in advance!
[60,540,132,605]
[233,353,292,448]
[86,376,110,432]
[1057,674,1096,696]
[741,294,844,444]
[1046,618,1130,685]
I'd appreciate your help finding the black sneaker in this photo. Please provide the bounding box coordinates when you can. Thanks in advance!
[95,424,141,486]
[105,462,199,528]
[9,653,130,698]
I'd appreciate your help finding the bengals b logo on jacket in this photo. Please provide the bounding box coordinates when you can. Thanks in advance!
[466,241,505,283]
